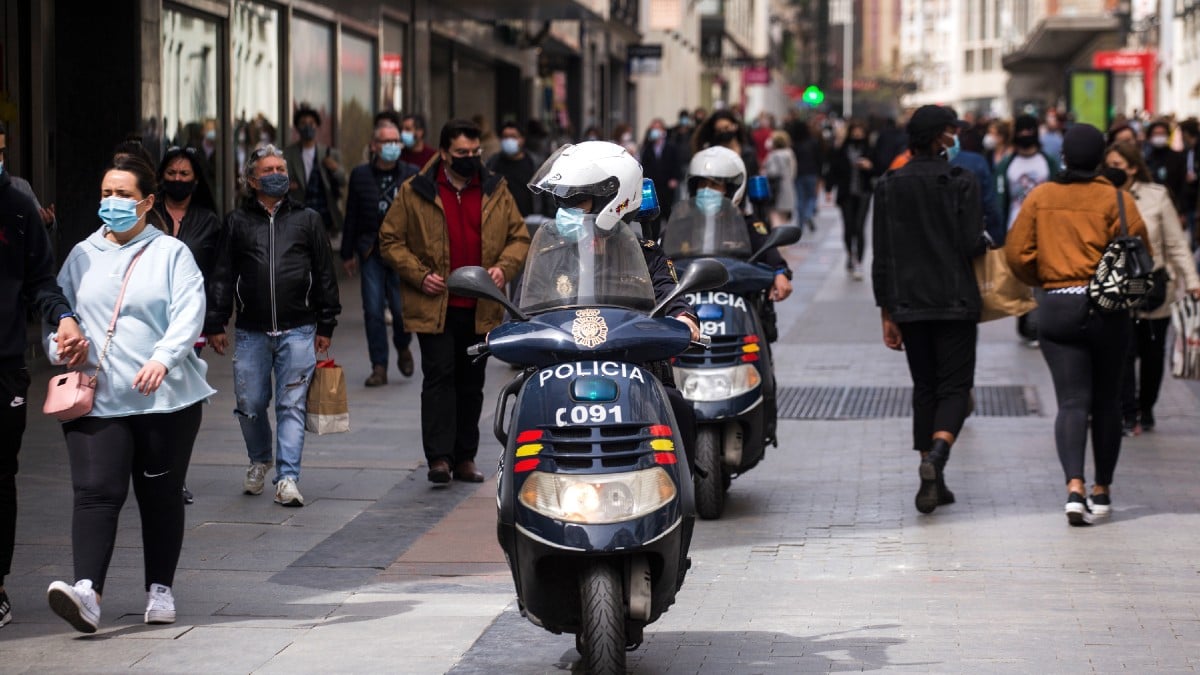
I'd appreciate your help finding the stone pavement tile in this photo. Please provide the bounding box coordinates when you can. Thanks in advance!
[123,625,301,673]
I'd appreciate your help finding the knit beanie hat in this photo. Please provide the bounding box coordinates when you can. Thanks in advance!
[1061,124,1105,171]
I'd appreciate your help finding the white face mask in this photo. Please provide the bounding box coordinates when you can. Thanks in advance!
[982,135,998,151]
[1150,136,1168,148]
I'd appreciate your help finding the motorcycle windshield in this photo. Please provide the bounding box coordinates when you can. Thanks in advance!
[660,196,753,260]
[518,215,657,314]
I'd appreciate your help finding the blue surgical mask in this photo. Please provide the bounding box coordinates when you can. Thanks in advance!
[257,172,290,197]
[98,196,145,233]
[649,128,664,141]
[695,187,724,215]
[501,138,521,156]
[944,133,961,162]
[401,130,416,148]
[555,207,588,241]
[380,142,402,162]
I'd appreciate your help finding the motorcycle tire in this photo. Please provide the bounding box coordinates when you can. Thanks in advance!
[695,427,725,519]
[578,562,625,675]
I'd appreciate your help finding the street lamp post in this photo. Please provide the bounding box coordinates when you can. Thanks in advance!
[831,0,853,118]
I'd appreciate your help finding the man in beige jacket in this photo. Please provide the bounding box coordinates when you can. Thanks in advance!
[379,119,529,484]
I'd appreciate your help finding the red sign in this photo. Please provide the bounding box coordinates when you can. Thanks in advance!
[381,53,403,75]
[742,66,770,85]
[832,78,880,92]
[1092,50,1155,72]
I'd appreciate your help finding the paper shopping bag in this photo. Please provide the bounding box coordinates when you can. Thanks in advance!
[305,359,350,434]
[1171,295,1200,380]
[974,248,1037,322]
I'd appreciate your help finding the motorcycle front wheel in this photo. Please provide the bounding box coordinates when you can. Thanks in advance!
[578,561,625,675]
[695,426,725,519]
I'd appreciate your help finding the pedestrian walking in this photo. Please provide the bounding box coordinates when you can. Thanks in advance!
[378,119,529,485]
[984,119,1012,171]
[1143,120,1188,217]
[997,114,1057,344]
[1005,124,1152,526]
[1103,142,1200,434]
[283,105,345,237]
[950,126,1004,246]
[872,105,986,515]
[152,145,224,504]
[639,118,682,230]
[692,110,759,178]
[0,148,85,629]
[45,154,214,633]
[1180,118,1199,246]
[400,113,438,170]
[824,120,874,280]
[787,118,821,231]
[207,144,341,508]
[341,120,420,387]
[486,121,548,219]
[763,130,797,227]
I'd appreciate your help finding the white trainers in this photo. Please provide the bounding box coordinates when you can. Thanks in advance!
[274,476,305,507]
[144,583,176,624]
[47,579,100,633]
[244,462,270,495]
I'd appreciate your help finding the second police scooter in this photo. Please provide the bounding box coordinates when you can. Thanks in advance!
[660,147,802,519]
[447,142,727,675]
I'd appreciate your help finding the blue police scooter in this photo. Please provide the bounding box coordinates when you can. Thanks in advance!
[447,197,727,675]
[660,182,801,519]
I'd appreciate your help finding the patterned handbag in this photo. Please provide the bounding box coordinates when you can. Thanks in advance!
[1087,188,1156,313]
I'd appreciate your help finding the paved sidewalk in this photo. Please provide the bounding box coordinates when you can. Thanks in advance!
[2,205,1199,673]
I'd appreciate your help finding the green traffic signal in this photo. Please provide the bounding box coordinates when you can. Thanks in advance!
[802,85,824,107]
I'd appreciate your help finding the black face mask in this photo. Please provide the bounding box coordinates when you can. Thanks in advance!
[450,155,482,179]
[299,125,318,141]
[1101,166,1129,188]
[162,179,197,201]
[713,130,738,146]
[1013,135,1038,149]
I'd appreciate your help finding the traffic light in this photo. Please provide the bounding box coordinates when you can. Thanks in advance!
[802,85,825,107]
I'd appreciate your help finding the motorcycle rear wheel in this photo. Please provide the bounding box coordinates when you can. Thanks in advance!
[695,426,725,519]
[578,562,625,675]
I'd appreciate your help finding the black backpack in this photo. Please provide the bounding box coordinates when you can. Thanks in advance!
[1087,188,1156,313]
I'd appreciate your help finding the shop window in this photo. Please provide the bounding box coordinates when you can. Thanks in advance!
[341,31,376,166]
[232,0,280,185]
[382,20,406,114]
[162,5,224,206]
[291,14,334,147]
[965,50,975,73]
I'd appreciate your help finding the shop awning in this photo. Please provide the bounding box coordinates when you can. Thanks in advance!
[1001,15,1121,72]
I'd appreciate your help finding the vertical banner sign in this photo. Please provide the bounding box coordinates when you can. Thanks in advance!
[1067,70,1112,131]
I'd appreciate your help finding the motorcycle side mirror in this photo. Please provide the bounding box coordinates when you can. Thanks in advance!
[446,266,530,321]
[747,225,804,265]
[651,258,729,317]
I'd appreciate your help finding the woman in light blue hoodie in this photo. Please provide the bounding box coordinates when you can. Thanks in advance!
[44,155,215,634]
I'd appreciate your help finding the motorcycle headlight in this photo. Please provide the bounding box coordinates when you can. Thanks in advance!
[518,468,677,524]
[673,364,762,402]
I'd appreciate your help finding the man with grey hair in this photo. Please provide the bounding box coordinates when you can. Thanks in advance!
[206,145,341,507]
[341,121,420,386]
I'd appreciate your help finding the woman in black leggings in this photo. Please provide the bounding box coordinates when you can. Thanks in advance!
[45,154,215,633]
[1005,124,1152,526]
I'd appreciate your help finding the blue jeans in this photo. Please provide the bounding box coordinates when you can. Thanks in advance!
[795,173,819,224]
[232,325,317,482]
[361,252,411,367]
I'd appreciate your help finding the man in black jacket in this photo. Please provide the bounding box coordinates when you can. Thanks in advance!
[341,121,420,386]
[207,145,341,508]
[872,105,985,515]
[640,117,682,232]
[1,163,86,627]
[1144,120,1187,218]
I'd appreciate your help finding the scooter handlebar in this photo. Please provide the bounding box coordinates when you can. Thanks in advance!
[692,335,712,349]
[467,342,489,357]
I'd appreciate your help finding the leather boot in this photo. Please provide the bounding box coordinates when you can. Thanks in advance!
[364,364,387,387]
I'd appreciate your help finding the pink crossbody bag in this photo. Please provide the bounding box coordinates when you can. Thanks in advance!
[44,247,147,422]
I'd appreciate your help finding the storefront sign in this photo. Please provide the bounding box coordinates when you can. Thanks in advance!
[1091,50,1156,113]
[381,53,402,75]
[629,44,663,76]
[742,66,770,85]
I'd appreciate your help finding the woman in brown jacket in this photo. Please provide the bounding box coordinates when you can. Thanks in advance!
[1005,124,1152,527]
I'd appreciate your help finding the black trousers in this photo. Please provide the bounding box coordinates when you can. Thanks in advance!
[1121,317,1171,421]
[1036,294,1130,486]
[839,194,870,264]
[0,368,31,588]
[899,320,978,453]
[417,307,487,464]
[62,403,202,594]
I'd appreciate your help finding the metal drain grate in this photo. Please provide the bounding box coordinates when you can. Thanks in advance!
[777,385,1039,419]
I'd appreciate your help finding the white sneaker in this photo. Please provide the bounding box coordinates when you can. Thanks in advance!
[47,579,100,633]
[144,583,176,624]
[274,476,305,507]
[244,462,270,495]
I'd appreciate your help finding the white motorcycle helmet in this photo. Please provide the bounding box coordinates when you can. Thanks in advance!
[528,141,643,231]
[687,146,747,206]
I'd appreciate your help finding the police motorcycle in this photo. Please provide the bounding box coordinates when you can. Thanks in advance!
[660,148,802,519]
[446,142,728,675]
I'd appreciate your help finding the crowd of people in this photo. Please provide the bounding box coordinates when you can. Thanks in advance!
[3,95,1200,638]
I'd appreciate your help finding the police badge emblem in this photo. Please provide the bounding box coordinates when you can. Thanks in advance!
[572,309,608,347]
[556,275,574,296]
